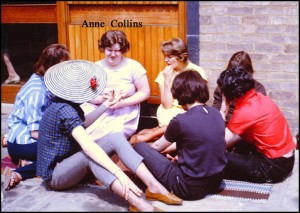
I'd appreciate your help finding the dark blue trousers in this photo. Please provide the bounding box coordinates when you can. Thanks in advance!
[225,145,295,183]
[133,142,223,200]
[7,141,37,180]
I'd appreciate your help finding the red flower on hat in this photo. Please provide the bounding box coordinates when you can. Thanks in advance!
[90,77,97,90]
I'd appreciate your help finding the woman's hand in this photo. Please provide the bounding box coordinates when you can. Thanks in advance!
[162,65,173,84]
[107,90,128,109]
[31,130,39,139]
[89,90,107,104]
[115,170,142,200]
[220,94,230,120]
[166,154,178,163]
[109,99,125,110]
[161,65,175,108]
[102,90,124,108]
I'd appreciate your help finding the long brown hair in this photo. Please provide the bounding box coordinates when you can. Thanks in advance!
[34,44,70,77]
[226,51,254,74]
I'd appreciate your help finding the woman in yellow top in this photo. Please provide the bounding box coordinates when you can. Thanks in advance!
[130,38,207,144]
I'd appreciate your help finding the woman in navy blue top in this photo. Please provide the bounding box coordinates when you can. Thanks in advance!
[134,70,227,200]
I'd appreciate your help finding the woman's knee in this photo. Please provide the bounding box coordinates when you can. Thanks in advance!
[133,142,149,153]
[108,132,128,146]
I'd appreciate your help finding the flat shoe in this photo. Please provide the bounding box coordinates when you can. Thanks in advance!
[3,167,13,190]
[128,205,138,212]
[129,205,164,212]
[3,167,21,190]
[145,188,182,205]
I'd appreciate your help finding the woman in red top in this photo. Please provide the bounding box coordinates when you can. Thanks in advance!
[217,66,295,183]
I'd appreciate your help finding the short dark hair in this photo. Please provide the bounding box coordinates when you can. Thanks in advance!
[171,70,209,106]
[217,66,255,101]
[98,30,130,53]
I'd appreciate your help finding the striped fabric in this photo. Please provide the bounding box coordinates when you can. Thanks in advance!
[6,74,53,145]
[206,179,273,203]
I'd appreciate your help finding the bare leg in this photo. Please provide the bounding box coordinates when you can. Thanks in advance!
[129,127,159,144]
[135,162,169,195]
[110,178,155,211]
[3,52,20,84]
[138,126,160,135]
[130,126,167,145]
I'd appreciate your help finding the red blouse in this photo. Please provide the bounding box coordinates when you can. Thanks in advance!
[228,89,295,158]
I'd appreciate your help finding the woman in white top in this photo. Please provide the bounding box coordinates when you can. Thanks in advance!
[81,30,150,141]
[130,38,207,145]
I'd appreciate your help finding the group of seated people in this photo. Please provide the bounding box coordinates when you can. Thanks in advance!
[2,30,296,212]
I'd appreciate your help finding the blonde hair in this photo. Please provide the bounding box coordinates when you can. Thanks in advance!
[161,38,188,62]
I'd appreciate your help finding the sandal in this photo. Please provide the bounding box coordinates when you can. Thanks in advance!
[1,134,8,147]
[3,167,12,190]
[3,167,21,190]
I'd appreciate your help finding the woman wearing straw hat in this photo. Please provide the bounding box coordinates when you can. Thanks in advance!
[34,60,182,212]
[81,30,150,141]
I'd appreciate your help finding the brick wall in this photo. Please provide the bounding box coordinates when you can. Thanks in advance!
[198,1,299,137]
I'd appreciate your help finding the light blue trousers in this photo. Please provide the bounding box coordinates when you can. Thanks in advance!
[46,132,143,190]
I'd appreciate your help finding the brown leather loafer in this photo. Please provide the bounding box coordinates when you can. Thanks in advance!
[129,205,138,212]
[129,205,164,212]
[145,188,183,205]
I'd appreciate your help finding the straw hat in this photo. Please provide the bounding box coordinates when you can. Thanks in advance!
[44,60,107,103]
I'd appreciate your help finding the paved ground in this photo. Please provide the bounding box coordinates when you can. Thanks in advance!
[1,103,299,212]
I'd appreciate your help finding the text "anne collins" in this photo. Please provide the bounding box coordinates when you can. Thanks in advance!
[82,20,143,28]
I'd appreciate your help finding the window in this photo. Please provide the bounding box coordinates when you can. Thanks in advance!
[1,2,57,83]
[1,24,58,82]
